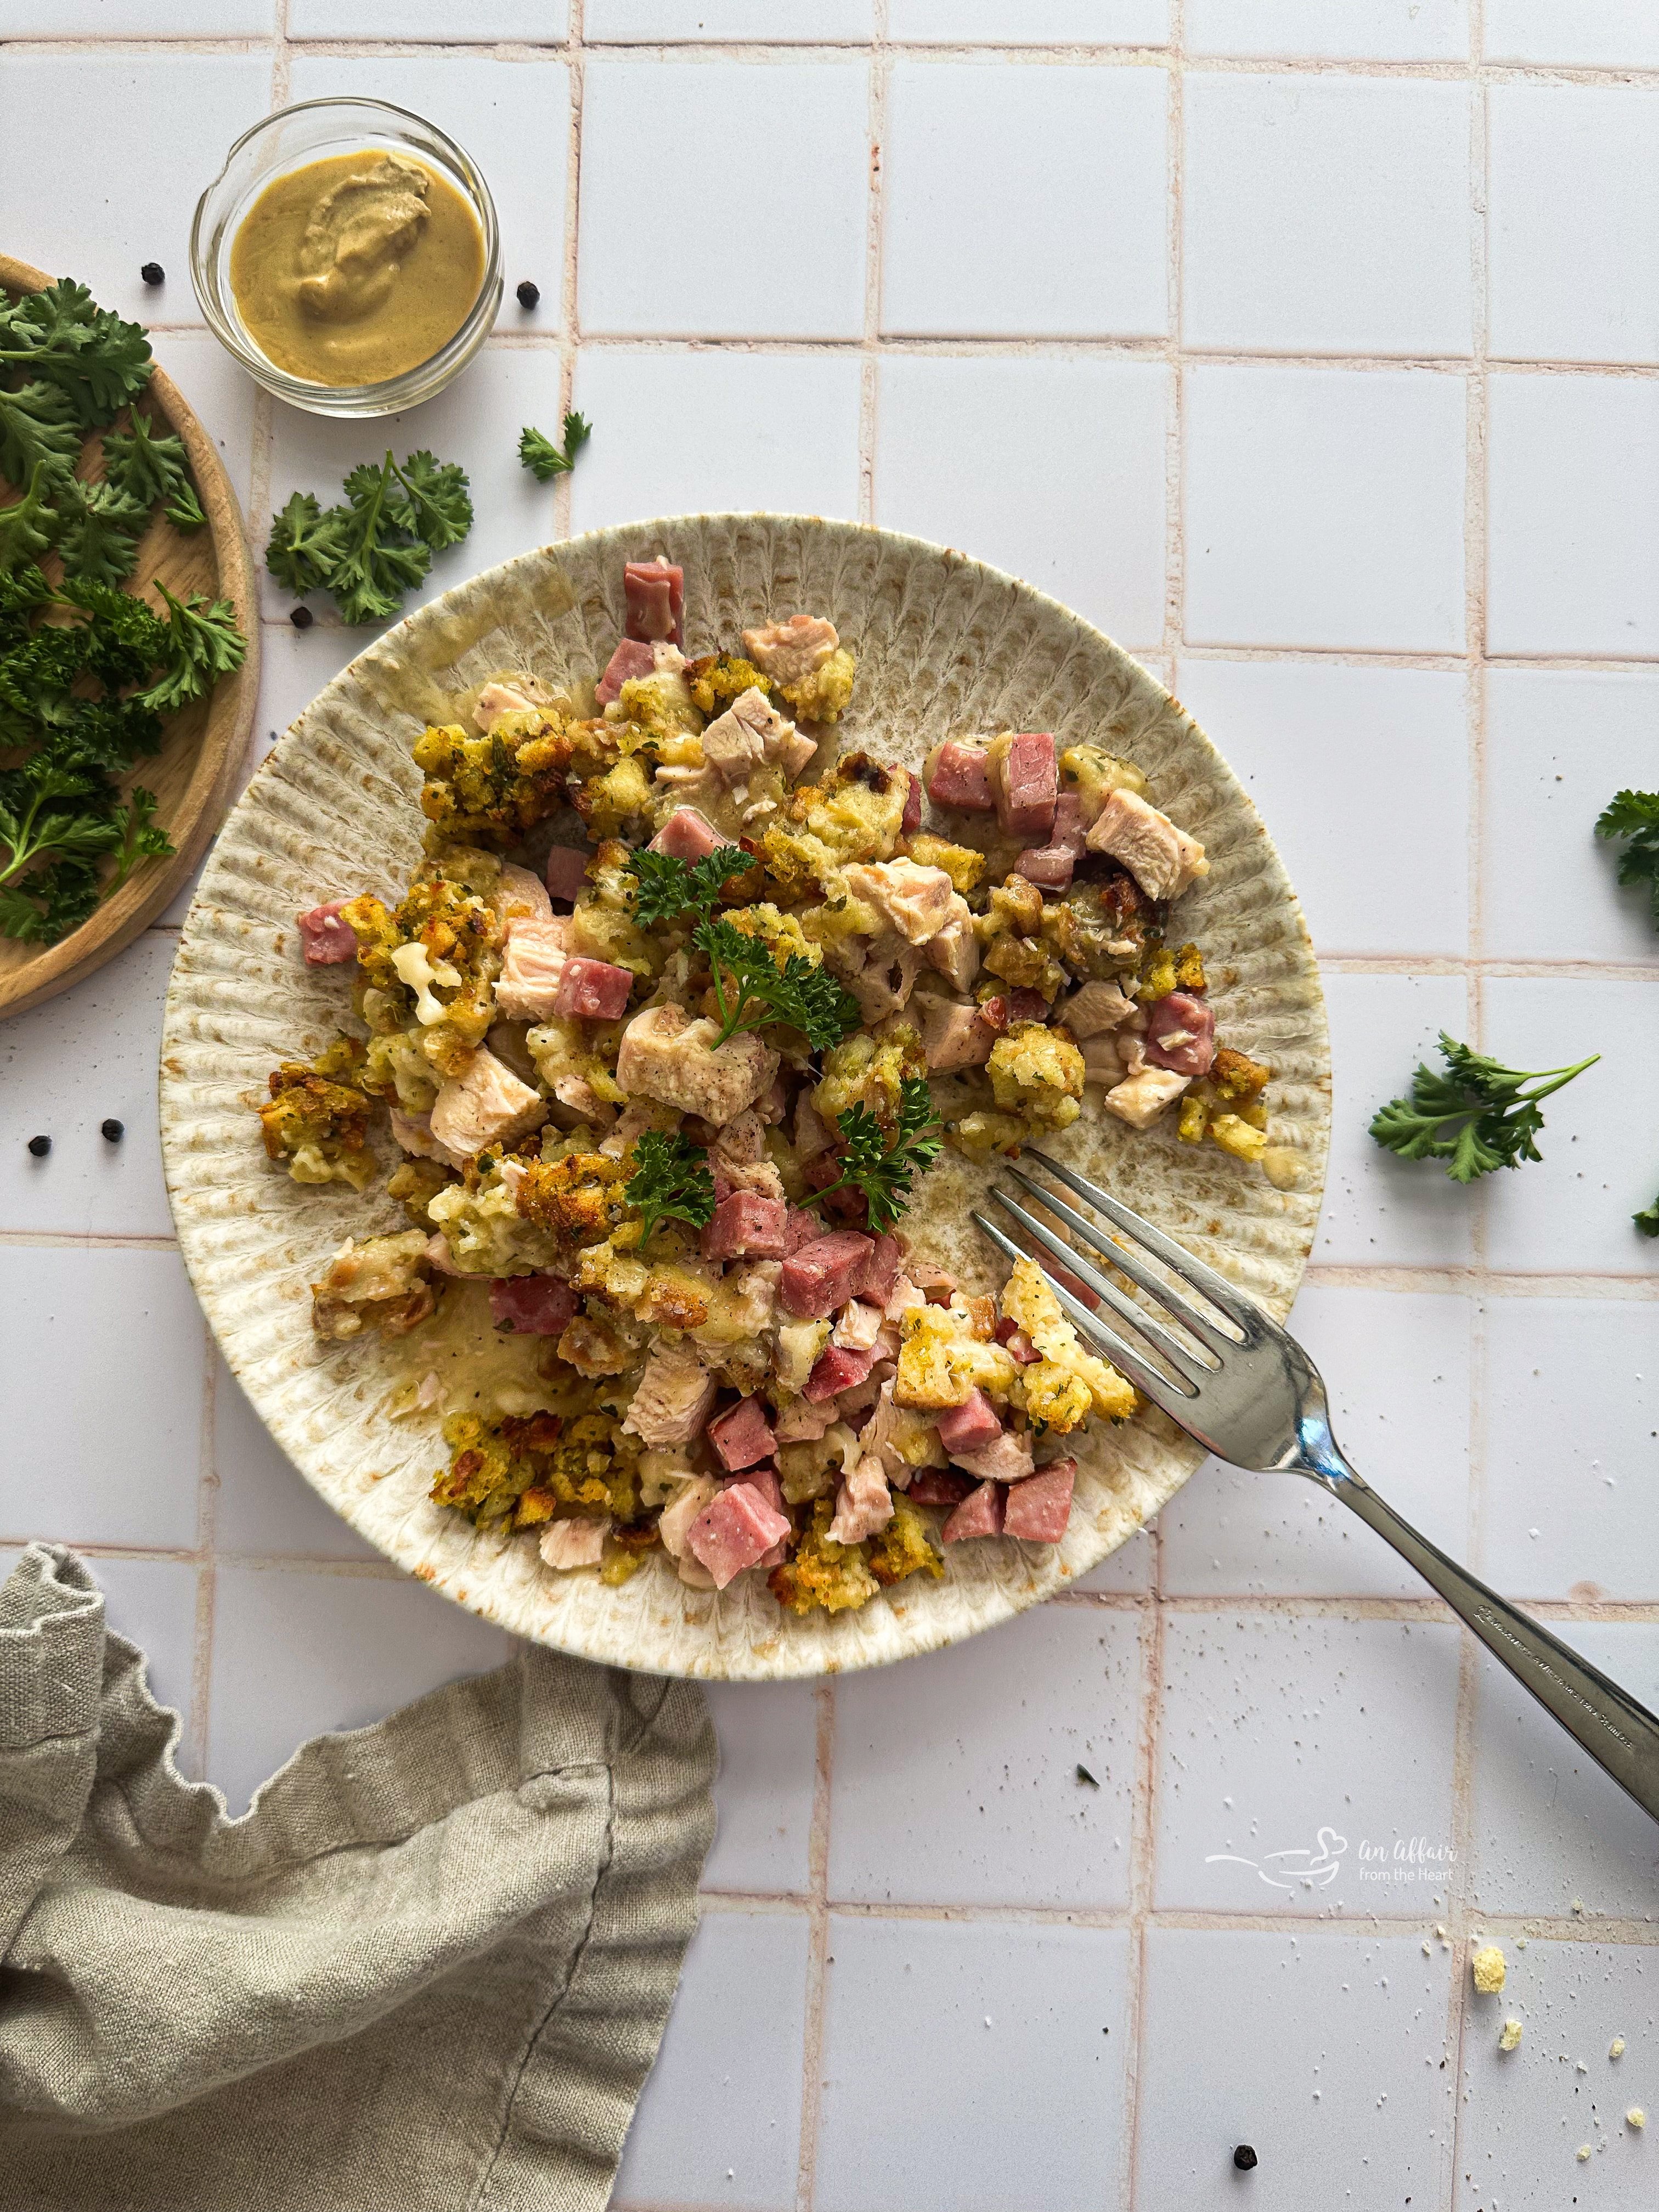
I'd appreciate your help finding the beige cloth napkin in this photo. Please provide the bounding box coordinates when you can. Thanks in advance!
[0,1543,716,2211]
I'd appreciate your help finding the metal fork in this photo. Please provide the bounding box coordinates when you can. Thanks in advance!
[974,1148,1659,1826]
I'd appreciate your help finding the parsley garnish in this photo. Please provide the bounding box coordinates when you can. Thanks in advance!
[697,916,861,1052]
[1595,788,1659,927]
[264,448,474,624]
[519,413,592,483]
[625,1129,716,1244]
[1369,1032,1599,1183]
[101,407,206,531]
[1635,1194,1658,1239]
[803,1077,944,1233]
[625,842,750,929]
[136,582,247,713]
[0,279,152,428]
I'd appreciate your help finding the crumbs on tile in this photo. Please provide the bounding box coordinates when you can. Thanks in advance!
[1499,2019,1522,2053]
[1628,2108,1647,2131]
[1611,2038,1627,2059]
[1471,1945,1506,1996]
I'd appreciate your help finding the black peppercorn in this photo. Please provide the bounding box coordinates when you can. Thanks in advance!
[27,1134,51,1158]
[140,262,165,287]
[101,1119,125,1143]
[290,604,314,631]
[515,279,540,310]
[1233,2146,1258,2172]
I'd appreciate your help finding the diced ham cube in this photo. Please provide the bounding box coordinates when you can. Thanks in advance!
[900,769,923,835]
[941,1481,1006,1544]
[854,1233,901,1308]
[708,1395,777,1472]
[995,733,1058,843]
[1051,791,1092,858]
[1003,1458,1077,1543]
[552,957,634,1022]
[596,636,657,707]
[686,1482,791,1589]
[907,1468,974,1507]
[952,1429,1035,1483]
[489,1276,578,1336]
[1143,990,1217,1077]
[994,1317,1041,1364]
[624,557,684,647]
[804,1342,878,1402]
[650,806,723,863]
[781,1229,877,1319]
[701,1191,788,1262]
[297,901,357,965]
[934,1387,1003,1456]
[785,1205,827,1253]
[1006,988,1050,1024]
[730,1464,790,1567]
[923,740,995,811]
[544,845,591,906]
[1013,845,1074,893]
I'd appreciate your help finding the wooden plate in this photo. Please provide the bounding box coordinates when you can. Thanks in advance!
[0,251,259,1020]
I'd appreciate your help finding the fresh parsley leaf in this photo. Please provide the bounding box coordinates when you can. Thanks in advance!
[518,413,592,483]
[1635,1192,1659,1238]
[264,489,346,597]
[56,478,148,589]
[0,461,59,576]
[0,279,152,426]
[625,843,751,929]
[264,449,471,624]
[1595,787,1659,928]
[100,407,198,517]
[163,479,207,533]
[1369,1032,1599,1184]
[136,582,247,714]
[696,916,862,1052]
[806,1078,945,1234]
[624,1128,716,1245]
[386,448,473,551]
[0,379,82,492]
[107,785,173,887]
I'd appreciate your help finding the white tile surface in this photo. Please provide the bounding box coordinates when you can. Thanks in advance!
[1469,1624,1659,1919]
[1484,0,1659,66]
[1491,83,1659,366]
[1454,1939,1657,2209]
[1189,0,1469,59]
[1480,979,1659,1276]
[292,0,568,33]
[5,0,273,33]
[881,61,1168,339]
[1483,668,1659,963]
[579,59,868,337]
[1487,371,1659,657]
[589,0,871,33]
[0,53,274,326]
[1173,658,1470,956]
[876,355,1169,646]
[828,1607,1142,1909]
[815,1916,1131,2212]
[212,1357,379,1562]
[889,0,1170,40]
[613,1909,809,2210]
[205,1563,512,1815]
[0,932,176,1239]
[1478,1297,1659,1602]
[287,53,570,313]
[1071,1527,1153,1593]
[252,621,373,770]
[1184,73,1472,357]
[569,348,862,533]
[1155,1612,1463,1913]
[702,1681,819,1894]
[1137,1929,1455,2205]
[1160,1286,1473,1598]
[0,1246,207,1551]
[1314,971,1479,1268]
[1184,365,1467,650]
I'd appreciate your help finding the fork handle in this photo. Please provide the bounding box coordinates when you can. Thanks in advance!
[1317,1465,1659,1823]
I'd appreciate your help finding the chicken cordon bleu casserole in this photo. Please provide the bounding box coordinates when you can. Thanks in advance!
[257,555,1282,1615]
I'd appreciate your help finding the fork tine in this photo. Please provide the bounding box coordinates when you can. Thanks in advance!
[970,1212,1198,1413]
[988,1187,1214,1384]
[1000,1160,1237,1359]
[1022,1147,1266,1335]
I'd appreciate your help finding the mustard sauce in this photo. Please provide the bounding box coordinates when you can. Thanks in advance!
[229,149,485,387]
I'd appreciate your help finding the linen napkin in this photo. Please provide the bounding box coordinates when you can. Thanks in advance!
[0,1543,715,2212]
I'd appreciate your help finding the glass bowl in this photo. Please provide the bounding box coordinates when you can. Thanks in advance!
[191,97,502,419]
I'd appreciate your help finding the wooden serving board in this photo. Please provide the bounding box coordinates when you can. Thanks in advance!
[0,251,259,1020]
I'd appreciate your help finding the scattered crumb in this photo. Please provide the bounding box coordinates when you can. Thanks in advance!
[1499,2019,1522,2053]
[1472,1945,1508,1996]
[1576,2145,1592,2163]
[1628,2108,1646,2131]
[1577,2060,1589,2074]
[1435,1923,1448,1938]
[1611,2038,1627,2059]
[1571,1898,1585,1915]
[1422,1942,1433,1957]
[1516,1937,1528,1950]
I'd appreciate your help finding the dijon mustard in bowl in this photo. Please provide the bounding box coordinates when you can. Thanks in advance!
[191,98,502,419]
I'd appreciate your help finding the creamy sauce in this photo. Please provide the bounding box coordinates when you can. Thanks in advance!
[229,150,485,387]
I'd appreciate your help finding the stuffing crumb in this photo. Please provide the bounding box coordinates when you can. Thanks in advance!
[1471,1945,1507,1996]
[1576,2144,1592,2162]
[1627,2108,1646,2130]
[1611,2038,1627,2059]
[1499,2019,1522,2053]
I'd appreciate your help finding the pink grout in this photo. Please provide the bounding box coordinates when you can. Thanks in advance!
[794,1679,838,2212]
[554,0,584,545]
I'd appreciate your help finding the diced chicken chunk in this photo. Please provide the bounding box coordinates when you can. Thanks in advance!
[658,1473,719,1558]
[1085,788,1209,902]
[428,1047,547,1158]
[596,636,656,707]
[492,860,553,923]
[826,932,919,1023]
[473,681,539,733]
[389,1108,466,1170]
[923,898,979,992]
[622,1340,718,1446]
[842,859,958,946]
[1064,980,1136,1038]
[297,900,357,966]
[539,1517,608,1570]
[1101,1065,1192,1131]
[553,957,634,1022]
[916,995,995,1074]
[624,557,684,647]
[494,918,572,1020]
[649,806,722,863]
[1143,991,1217,1077]
[616,1003,779,1125]
[702,686,816,787]
[827,1453,895,1545]
[952,1429,1035,1483]
[923,740,995,812]
[832,1299,885,1353]
[741,612,840,690]
[1003,1459,1076,1543]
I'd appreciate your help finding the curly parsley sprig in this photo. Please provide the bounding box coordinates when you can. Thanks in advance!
[518,413,592,483]
[624,1129,716,1245]
[265,448,473,625]
[804,1077,945,1234]
[1369,1033,1598,1184]
[1596,788,1659,928]
[624,842,751,930]
[696,916,860,1053]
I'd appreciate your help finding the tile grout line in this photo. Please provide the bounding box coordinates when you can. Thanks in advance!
[554,0,584,545]
[856,15,887,531]
[793,1679,836,2212]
